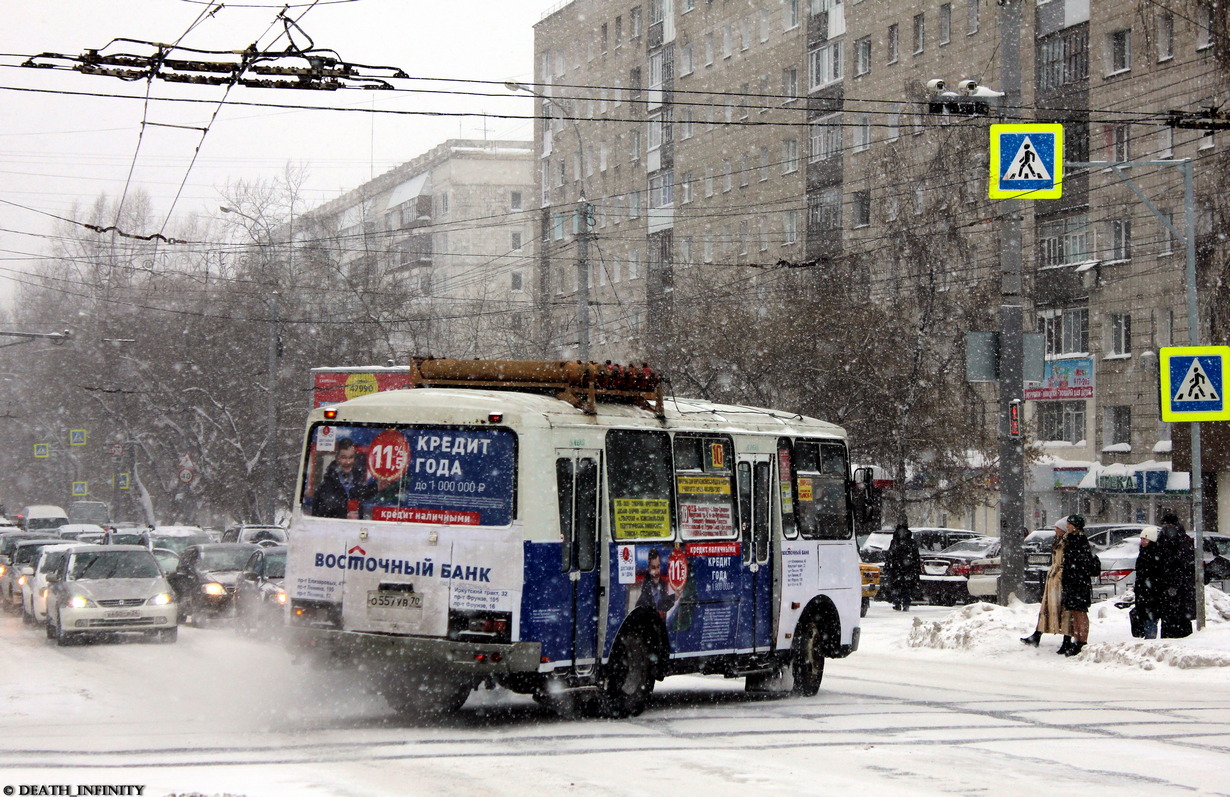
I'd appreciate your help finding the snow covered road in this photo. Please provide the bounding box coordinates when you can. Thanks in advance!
[1,598,1228,796]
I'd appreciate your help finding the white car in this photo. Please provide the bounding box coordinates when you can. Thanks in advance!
[21,543,77,625]
[44,545,177,645]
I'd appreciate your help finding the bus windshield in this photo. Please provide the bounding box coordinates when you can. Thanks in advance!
[301,423,517,525]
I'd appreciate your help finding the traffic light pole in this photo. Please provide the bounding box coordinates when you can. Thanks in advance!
[996,0,1026,604]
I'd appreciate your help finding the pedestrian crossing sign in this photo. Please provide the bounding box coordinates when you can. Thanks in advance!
[989,123,1064,199]
[1160,346,1230,421]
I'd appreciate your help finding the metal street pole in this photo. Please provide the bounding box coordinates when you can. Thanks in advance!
[997,0,1026,604]
[266,290,280,525]
[1183,159,1206,629]
[577,195,592,362]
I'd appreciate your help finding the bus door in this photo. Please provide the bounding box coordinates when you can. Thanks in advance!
[736,454,773,651]
[556,450,603,672]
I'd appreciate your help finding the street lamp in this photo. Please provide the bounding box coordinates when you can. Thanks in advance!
[220,205,285,524]
[506,81,593,362]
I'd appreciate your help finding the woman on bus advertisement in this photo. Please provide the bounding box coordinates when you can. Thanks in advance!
[304,424,515,526]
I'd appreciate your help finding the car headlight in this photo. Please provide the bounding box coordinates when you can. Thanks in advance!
[0,565,6,577]
[275,590,288,606]
[17,575,27,587]
[68,595,95,609]
[202,582,226,596]
[147,592,173,606]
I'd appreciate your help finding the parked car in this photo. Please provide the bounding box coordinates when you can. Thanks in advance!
[166,543,259,625]
[0,530,55,563]
[859,562,881,617]
[44,544,177,645]
[1083,523,1150,551]
[860,527,982,564]
[57,523,107,541]
[21,543,77,625]
[919,536,1002,605]
[966,529,1059,602]
[142,526,211,557]
[1095,530,1230,598]
[234,545,288,632]
[221,525,288,546]
[1,538,62,609]
[16,505,68,533]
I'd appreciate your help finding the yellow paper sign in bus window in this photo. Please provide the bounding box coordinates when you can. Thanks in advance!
[797,477,814,502]
[613,498,672,539]
[676,475,732,495]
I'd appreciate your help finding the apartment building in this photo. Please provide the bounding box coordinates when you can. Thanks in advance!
[302,139,536,358]
[531,0,1224,531]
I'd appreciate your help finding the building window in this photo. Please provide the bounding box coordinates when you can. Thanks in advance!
[809,186,841,232]
[853,191,871,227]
[1037,215,1092,267]
[938,3,951,45]
[782,67,799,102]
[650,172,674,207]
[681,43,694,75]
[1112,124,1130,162]
[913,13,925,54]
[511,231,523,250]
[784,210,798,244]
[1110,218,1132,260]
[681,172,693,203]
[785,0,799,30]
[1106,405,1132,446]
[704,33,714,65]
[853,115,871,151]
[1159,126,1173,158]
[1198,6,1213,49]
[1038,307,1089,356]
[855,36,871,75]
[967,0,979,34]
[809,41,843,89]
[1156,11,1174,60]
[888,23,899,63]
[629,191,641,219]
[739,154,750,187]
[1037,27,1089,91]
[705,167,714,197]
[631,5,642,38]
[1037,401,1087,444]
[1158,209,1175,255]
[887,103,900,141]
[759,146,770,181]
[723,159,733,192]
[810,113,843,161]
[511,271,524,292]
[1108,29,1131,74]
[782,138,799,173]
[1110,313,1132,356]
[511,191,522,211]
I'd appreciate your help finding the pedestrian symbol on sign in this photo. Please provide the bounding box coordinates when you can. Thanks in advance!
[1174,359,1218,402]
[1003,138,1051,181]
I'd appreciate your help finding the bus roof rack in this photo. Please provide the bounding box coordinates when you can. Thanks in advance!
[409,358,665,417]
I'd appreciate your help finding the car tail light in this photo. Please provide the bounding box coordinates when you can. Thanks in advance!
[969,563,999,576]
[949,563,971,577]
[1101,569,1133,582]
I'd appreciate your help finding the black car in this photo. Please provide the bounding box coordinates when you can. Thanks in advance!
[234,545,287,633]
[166,543,258,626]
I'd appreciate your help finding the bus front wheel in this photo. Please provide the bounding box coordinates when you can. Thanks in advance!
[791,615,826,697]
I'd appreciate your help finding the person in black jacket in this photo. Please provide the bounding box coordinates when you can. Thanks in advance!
[882,523,921,611]
[1132,526,1163,638]
[1060,514,1099,656]
[1156,513,1196,638]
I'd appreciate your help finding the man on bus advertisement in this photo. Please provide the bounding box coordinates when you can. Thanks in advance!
[303,424,515,525]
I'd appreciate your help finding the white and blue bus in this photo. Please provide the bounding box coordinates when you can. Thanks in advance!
[286,359,875,717]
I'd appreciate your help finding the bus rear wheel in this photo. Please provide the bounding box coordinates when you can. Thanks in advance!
[791,616,826,697]
[599,631,655,718]
[380,673,472,718]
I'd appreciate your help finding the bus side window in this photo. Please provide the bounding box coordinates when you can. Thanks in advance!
[754,461,771,563]
[556,458,575,572]
[738,462,752,563]
[575,457,599,572]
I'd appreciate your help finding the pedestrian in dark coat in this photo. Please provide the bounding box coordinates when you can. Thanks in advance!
[883,523,921,611]
[1132,526,1163,638]
[1059,514,1099,656]
[1156,514,1196,638]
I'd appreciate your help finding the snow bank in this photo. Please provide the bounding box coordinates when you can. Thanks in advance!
[906,586,1230,670]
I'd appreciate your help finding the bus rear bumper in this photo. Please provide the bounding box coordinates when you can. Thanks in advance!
[290,626,543,675]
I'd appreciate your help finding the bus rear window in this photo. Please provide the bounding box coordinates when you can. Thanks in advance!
[301,423,516,526]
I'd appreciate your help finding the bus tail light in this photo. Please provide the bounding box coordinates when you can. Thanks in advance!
[449,609,512,643]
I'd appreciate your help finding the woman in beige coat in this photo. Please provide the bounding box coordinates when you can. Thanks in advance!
[1020,518,1074,653]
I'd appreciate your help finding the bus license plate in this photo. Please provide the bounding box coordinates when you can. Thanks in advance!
[367,591,422,610]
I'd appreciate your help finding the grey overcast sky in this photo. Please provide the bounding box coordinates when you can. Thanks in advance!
[0,0,549,281]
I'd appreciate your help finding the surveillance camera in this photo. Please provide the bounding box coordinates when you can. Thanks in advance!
[957,79,979,94]
[926,78,946,92]
[968,85,1006,98]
